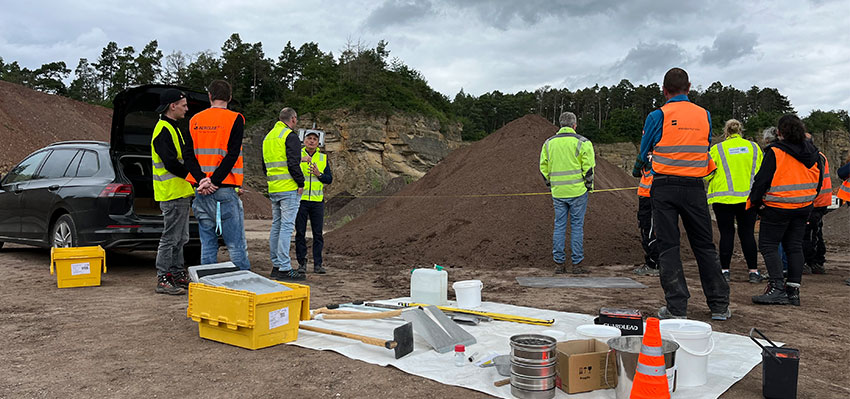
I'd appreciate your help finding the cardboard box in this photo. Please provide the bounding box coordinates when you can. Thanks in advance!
[555,339,617,394]
[595,307,643,336]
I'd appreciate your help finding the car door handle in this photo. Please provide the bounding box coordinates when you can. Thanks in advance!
[13,185,23,194]
[48,185,60,191]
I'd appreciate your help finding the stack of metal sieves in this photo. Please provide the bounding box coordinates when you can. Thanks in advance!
[510,334,557,399]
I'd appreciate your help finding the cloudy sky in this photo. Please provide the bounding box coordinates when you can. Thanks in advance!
[2,0,848,114]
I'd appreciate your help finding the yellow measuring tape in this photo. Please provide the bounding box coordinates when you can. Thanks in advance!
[335,186,638,199]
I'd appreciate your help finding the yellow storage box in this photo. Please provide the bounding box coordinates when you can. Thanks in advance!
[187,281,310,350]
[49,246,106,288]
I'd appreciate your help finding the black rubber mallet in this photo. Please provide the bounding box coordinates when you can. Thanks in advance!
[299,322,414,359]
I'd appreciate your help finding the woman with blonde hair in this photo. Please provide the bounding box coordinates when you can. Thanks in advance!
[706,119,765,283]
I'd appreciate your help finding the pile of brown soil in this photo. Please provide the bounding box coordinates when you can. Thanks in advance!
[327,114,644,269]
[240,189,272,219]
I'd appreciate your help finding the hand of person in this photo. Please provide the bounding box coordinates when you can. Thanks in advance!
[309,163,321,176]
[297,187,304,196]
[301,155,312,163]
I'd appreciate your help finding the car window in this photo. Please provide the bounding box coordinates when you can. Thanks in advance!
[64,151,83,177]
[37,149,79,179]
[4,150,50,184]
[76,150,100,177]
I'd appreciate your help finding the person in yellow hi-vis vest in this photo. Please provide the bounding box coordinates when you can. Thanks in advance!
[295,131,333,275]
[150,89,207,295]
[263,107,306,281]
[706,119,765,284]
[540,111,595,274]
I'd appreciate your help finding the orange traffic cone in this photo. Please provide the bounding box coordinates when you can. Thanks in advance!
[630,317,669,399]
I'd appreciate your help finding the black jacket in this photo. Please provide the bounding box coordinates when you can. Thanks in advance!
[748,139,823,209]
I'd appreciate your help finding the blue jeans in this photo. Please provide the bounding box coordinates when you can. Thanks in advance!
[192,187,251,270]
[552,192,588,265]
[270,190,300,271]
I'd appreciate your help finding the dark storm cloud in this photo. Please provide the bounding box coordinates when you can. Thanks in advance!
[699,28,758,66]
[363,0,434,32]
[609,42,690,81]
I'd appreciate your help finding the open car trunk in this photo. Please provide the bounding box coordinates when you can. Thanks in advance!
[117,154,160,216]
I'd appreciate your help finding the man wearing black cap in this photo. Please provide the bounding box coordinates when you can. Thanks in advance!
[151,88,207,295]
[295,130,332,274]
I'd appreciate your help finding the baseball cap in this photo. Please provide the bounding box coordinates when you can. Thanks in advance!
[305,130,320,138]
[155,89,186,114]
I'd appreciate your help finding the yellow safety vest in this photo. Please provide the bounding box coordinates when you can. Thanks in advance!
[706,134,763,204]
[300,147,326,202]
[151,119,195,202]
[539,127,596,198]
[263,121,299,193]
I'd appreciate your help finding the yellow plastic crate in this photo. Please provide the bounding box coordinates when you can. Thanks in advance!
[187,281,311,350]
[49,246,106,288]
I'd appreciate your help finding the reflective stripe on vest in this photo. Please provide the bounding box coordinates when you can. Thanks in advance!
[706,137,761,203]
[638,168,653,197]
[813,152,832,207]
[150,119,195,202]
[301,148,327,202]
[263,121,298,193]
[764,147,820,209]
[187,108,244,186]
[652,101,713,177]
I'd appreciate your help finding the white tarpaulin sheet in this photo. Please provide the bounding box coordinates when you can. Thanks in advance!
[291,298,767,398]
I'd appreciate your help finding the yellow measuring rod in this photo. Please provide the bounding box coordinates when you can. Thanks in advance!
[398,302,554,326]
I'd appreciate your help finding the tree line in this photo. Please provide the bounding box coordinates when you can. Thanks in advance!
[2,35,848,142]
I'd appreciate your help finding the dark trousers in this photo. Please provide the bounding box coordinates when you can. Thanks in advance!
[802,207,826,266]
[638,196,659,268]
[712,202,758,270]
[760,206,810,285]
[651,176,729,316]
[295,200,324,267]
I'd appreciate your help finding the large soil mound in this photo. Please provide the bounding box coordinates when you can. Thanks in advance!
[327,114,644,269]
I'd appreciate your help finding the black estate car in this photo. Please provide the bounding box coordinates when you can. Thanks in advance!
[0,85,210,254]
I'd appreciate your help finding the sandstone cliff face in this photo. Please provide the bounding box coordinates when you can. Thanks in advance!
[241,110,463,197]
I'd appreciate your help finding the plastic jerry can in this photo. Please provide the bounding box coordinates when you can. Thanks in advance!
[410,266,448,305]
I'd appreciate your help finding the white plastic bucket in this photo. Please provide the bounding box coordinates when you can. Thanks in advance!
[576,324,622,344]
[452,280,483,309]
[659,319,714,387]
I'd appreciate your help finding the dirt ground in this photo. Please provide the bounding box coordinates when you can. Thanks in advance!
[1,219,848,398]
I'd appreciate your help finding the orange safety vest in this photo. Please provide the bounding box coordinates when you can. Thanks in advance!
[652,101,715,177]
[186,107,245,186]
[638,167,653,197]
[813,152,832,207]
[837,178,850,201]
[763,147,820,209]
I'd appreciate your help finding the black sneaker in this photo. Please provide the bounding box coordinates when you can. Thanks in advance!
[314,265,327,274]
[752,282,789,305]
[845,277,850,286]
[802,263,813,275]
[634,264,660,276]
[658,306,686,320]
[270,268,282,279]
[748,271,765,284]
[571,265,590,274]
[711,308,732,321]
[172,271,190,289]
[279,269,306,281]
[297,263,307,274]
[155,275,186,295]
[786,285,800,306]
[722,270,731,282]
[810,263,825,274]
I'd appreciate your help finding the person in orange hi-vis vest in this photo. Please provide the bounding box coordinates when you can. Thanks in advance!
[834,149,850,286]
[629,317,669,399]
[186,80,251,270]
[631,151,659,276]
[635,67,730,321]
[748,115,823,306]
[802,136,831,275]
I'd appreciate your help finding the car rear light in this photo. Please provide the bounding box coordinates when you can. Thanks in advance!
[100,183,133,197]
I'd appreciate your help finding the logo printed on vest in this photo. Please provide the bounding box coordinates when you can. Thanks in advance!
[671,120,677,126]
[728,147,750,154]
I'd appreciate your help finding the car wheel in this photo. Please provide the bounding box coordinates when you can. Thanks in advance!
[52,214,77,248]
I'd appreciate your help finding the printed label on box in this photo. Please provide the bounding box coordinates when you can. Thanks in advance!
[71,262,91,276]
[269,307,290,330]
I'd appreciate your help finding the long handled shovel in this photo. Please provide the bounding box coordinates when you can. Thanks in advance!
[299,322,414,359]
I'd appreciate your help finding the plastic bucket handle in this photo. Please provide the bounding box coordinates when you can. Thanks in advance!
[749,327,783,364]
[666,331,715,357]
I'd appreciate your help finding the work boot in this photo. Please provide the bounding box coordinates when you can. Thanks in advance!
[752,281,790,305]
[785,285,800,306]
[810,263,825,274]
[313,265,327,274]
[172,271,191,289]
[633,264,660,276]
[155,275,186,295]
[748,271,766,284]
[657,306,686,320]
[297,262,307,274]
[554,262,567,274]
[722,270,731,282]
[571,264,590,274]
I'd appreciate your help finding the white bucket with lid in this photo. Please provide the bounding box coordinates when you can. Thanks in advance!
[576,324,622,344]
[452,280,483,309]
[659,319,714,387]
